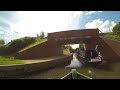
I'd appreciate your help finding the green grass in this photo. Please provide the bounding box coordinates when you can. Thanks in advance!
[0,56,24,65]
[63,49,71,55]
[102,32,120,42]
[19,39,47,52]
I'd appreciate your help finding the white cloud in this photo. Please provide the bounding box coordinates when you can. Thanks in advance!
[0,11,83,43]
[85,11,103,15]
[98,11,103,13]
[85,19,103,28]
[99,20,116,32]
[11,11,82,38]
[0,12,20,43]
[85,19,116,32]
[73,11,83,18]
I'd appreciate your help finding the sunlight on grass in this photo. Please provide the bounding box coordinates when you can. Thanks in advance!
[63,49,71,55]
[0,56,24,65]
[19,39,47,52]
[102,32,120,42]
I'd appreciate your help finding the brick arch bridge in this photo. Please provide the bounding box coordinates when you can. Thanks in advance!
[16,29,120,61]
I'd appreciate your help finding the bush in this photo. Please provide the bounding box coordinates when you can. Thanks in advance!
[0,46,7,55]
[113,22,120,35]
[103,32,120,42]
[0,36,37,55]
[0,38,5,46]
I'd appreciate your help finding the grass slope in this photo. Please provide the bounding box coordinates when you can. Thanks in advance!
[0,56,24,65]
[63,49,71,55]
[102,32,120,42]
[19,39,47,52]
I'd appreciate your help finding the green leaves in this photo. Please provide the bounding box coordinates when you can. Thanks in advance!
[113,22,120,35]
[36,31,45,40]
[104,32,120,42]
[0,38,5,46]
[0,36,37,55]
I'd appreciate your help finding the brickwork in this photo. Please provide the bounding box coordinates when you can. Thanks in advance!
[16,39,63,59]
[48,29,99,39]
[98,37,120,61]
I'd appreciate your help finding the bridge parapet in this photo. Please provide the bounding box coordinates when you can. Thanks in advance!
[48,29,99,40]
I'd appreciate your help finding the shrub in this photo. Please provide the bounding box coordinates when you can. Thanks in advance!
[113,22,120,35]
[0,36,37,55]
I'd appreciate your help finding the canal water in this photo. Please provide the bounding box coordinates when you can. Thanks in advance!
[19,53,83,79]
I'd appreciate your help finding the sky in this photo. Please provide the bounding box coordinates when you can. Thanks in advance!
[0,11,120,48]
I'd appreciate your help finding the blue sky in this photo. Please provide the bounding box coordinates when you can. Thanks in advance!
[79,11,120,29]
[0,11,120,44]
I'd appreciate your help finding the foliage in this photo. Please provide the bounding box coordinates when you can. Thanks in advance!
[63,49,70,55]
[103,32,120,42]
[0,38,5,46]
[19,38,47,52]
[64,45,72,49]
[0,56,24,65]
[36,31,45,40]
[40,32,45,39]
[0,36,37,55]
[79,44,84,49]
[112,22,120,35]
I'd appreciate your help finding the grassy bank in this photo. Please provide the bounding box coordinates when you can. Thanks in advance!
[0,56,24,65]
[63,49,71,55]
[102,32,120,42]
[19,39,47,52]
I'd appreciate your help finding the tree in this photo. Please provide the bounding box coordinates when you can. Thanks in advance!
[5,36,36,53]
[36,33,40,41]
[113,22,120,35]
[0,39,5,46]
[36,31,45,40]
[40,31,45,39]
[65,45,72,49]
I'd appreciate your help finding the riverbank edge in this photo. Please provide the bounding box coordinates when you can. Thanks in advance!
[0,54,73,79]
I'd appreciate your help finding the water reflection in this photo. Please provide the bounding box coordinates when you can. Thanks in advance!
[66,53,83,68]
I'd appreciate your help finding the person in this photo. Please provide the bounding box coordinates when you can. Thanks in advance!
[80,47,85,58]
[75,48,79,58]
[75,48,79,55]
[90,48,98,58]
[95,45,99,53]
[83,43,92,59]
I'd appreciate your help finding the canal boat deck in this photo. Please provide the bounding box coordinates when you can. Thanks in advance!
[61,70,92,79]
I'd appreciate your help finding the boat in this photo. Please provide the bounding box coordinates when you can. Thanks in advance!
[76,54,104,67]
[61,69,92,79]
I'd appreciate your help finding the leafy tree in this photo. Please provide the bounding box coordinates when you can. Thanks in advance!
[5,36,36,54]
[113,22,120,35]
[40,31,45,39]
[79,44,84,49]
[36,31,45,41]
[36,33,40,41]
[0,38,5,46]
[65,45,72,49]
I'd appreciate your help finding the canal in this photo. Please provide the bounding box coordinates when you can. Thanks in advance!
[19,53,83,79]
[18,54,120,79]
[66,53,82,68]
